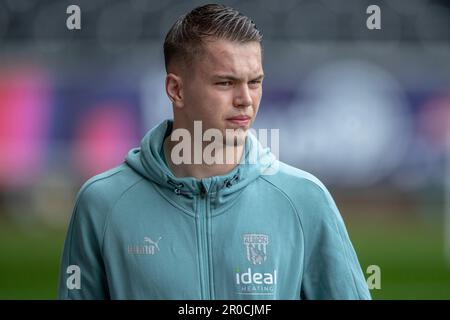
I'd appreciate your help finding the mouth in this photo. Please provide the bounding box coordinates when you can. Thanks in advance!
[226,115,251,127]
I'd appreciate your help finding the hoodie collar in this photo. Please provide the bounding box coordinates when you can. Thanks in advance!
[125,119,276,197]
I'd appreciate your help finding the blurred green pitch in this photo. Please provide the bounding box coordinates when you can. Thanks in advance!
[1,217,449,299]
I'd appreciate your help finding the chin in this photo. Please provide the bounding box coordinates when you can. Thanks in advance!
[222,128,248,147]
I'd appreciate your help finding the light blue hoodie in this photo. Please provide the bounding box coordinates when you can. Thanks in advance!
[58,119,371,300]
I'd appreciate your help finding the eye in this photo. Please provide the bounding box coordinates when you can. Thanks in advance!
[249,80,262,87]
[216,81,233,86]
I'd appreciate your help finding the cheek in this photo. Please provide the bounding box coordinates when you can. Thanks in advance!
[251,89,262,106]
[203,89,231,110]
[186,89,229,122]
[184,83,203,105]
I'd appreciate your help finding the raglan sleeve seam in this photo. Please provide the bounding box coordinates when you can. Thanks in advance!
[307,180,366,299]
[261,174,368,299]
[61,166,128,299]
[100,177,145,256]
[60,178,102,299]
[259,176,307,298]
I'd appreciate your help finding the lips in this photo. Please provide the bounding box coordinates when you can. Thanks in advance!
[226,115,251,126]
[227,115,250,120]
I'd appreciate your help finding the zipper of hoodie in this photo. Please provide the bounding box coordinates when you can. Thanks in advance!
[196,182,212,299]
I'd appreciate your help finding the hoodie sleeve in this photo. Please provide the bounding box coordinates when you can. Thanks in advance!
[58,182,110,299]
[299,181,371,300]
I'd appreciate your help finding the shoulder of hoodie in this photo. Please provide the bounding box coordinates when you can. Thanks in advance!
[259,160,340,222]
[73,163,143,219]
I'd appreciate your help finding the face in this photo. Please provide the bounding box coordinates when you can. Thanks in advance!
[170,39,264,146]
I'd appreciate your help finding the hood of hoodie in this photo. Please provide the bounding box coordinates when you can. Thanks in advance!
[125,120,276,210]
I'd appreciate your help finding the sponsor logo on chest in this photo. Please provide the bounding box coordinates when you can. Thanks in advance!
[235,233,278,296]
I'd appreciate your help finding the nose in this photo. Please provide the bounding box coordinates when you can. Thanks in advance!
[233,84,253,108]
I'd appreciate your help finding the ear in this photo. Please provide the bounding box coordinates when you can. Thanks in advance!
[165,73,184,109]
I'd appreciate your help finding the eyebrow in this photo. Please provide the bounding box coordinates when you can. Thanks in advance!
[213,74,265,81]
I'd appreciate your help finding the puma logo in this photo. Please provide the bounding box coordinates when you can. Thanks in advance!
[127,236,163,255]
[144,236,162,252]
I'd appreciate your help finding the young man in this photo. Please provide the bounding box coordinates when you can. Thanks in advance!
[58,4,371,300]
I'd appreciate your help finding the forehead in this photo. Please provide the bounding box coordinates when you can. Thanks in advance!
[196,39,262,77]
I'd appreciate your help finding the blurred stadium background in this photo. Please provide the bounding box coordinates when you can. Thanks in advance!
[0,0,449,299]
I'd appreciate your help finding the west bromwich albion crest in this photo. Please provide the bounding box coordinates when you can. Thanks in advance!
[243,234,269,265]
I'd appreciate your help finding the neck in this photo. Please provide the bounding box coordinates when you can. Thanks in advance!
[163,129,245,180]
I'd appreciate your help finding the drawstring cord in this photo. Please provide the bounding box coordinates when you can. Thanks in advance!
[168,173,239,195]
[223,173,239,189]
[167,179,184,195]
